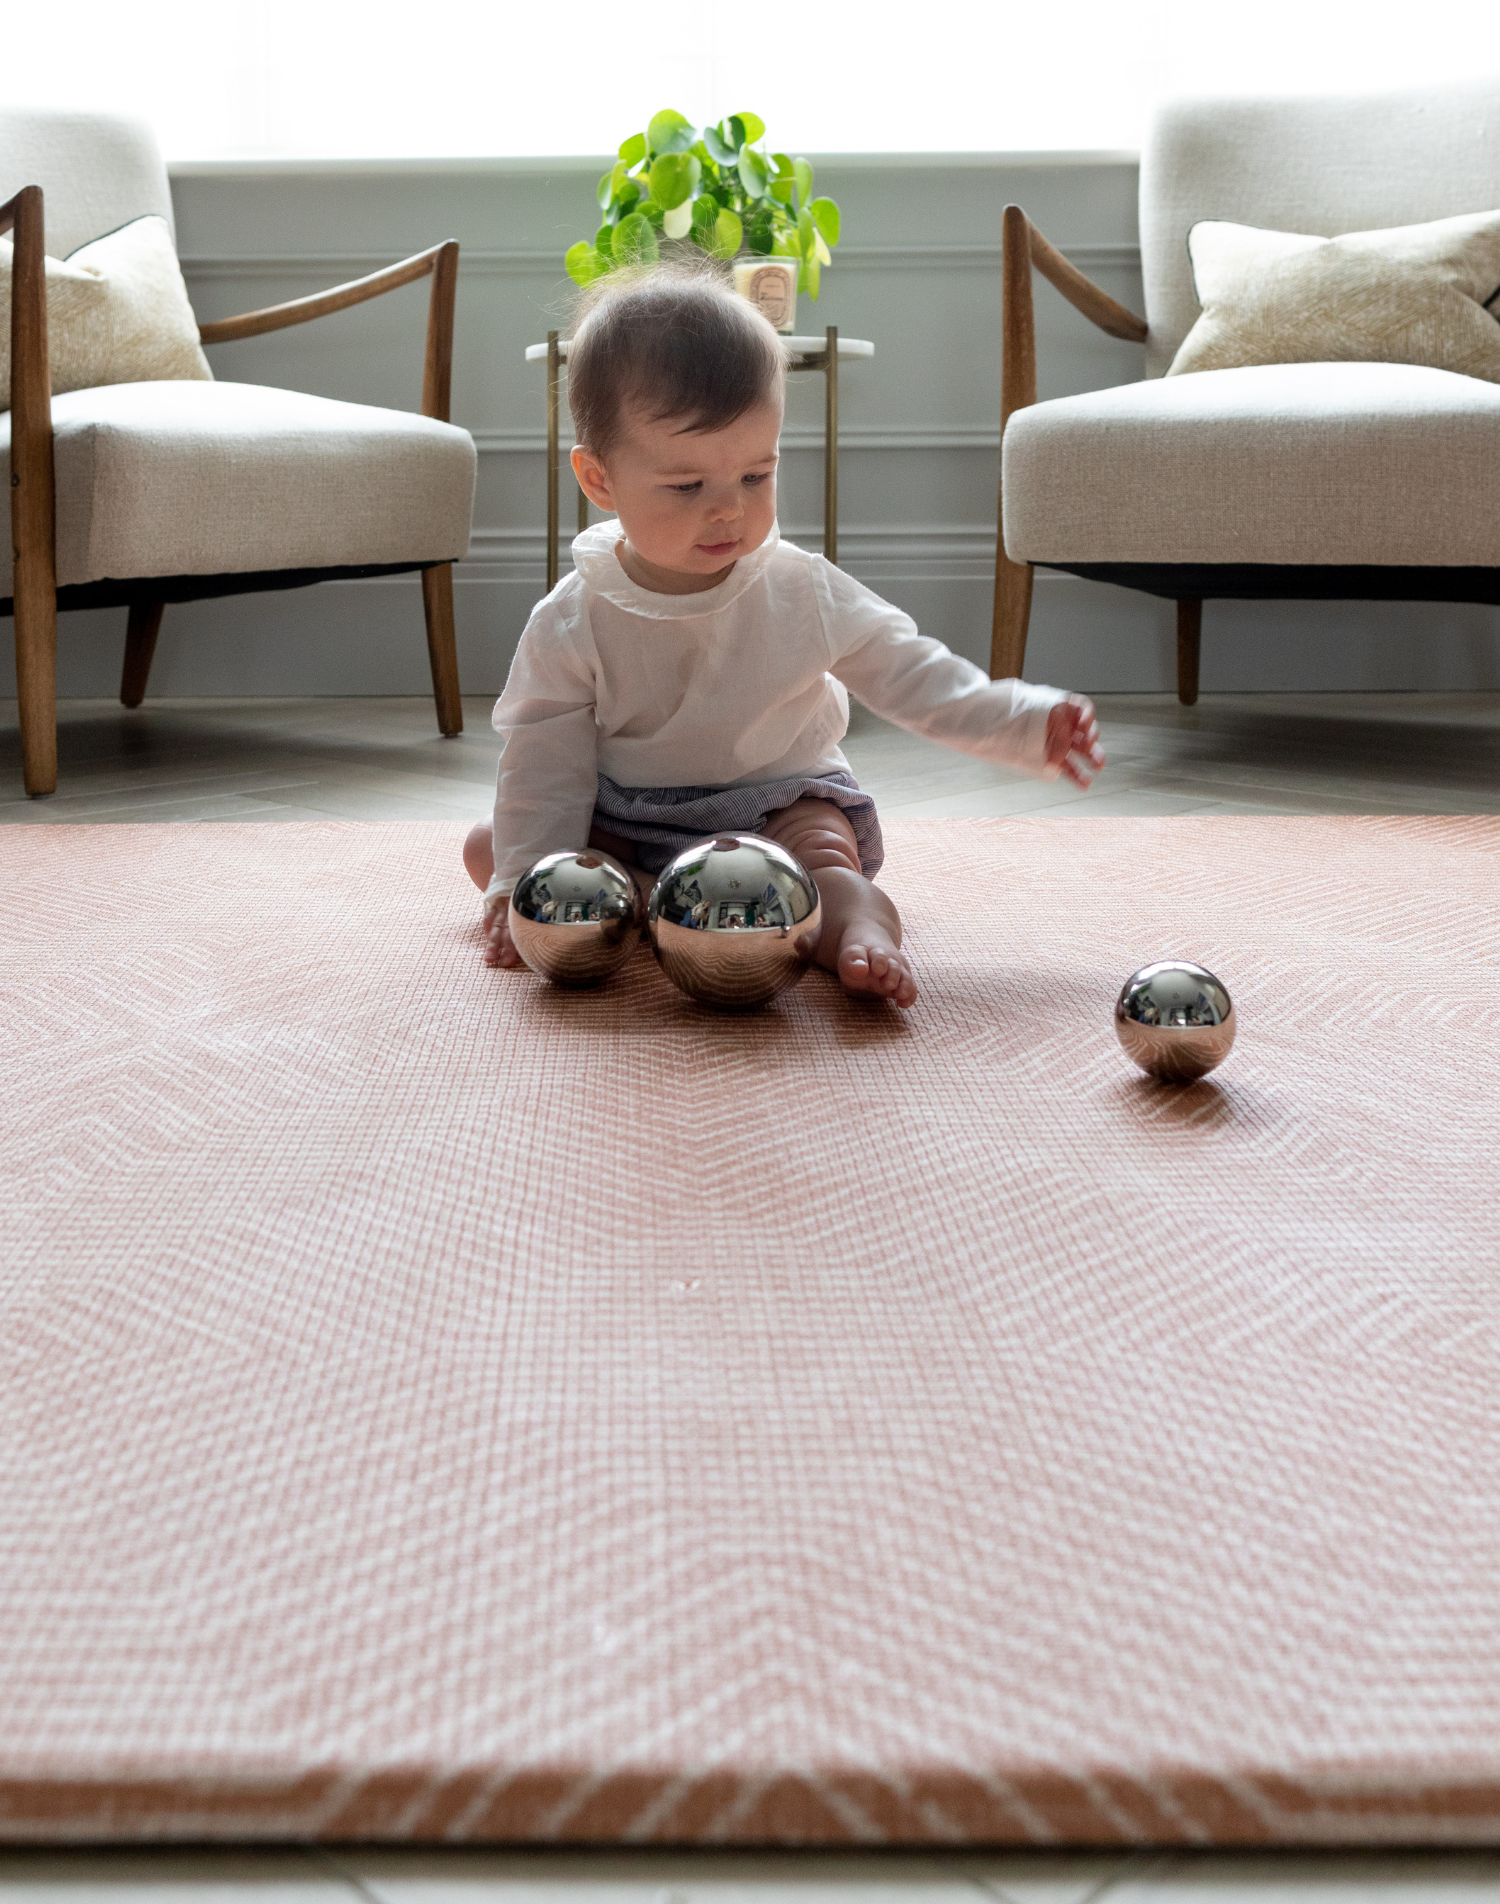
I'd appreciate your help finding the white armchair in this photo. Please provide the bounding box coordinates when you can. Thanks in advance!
[2,109,478,795]
[994,81,1500,702]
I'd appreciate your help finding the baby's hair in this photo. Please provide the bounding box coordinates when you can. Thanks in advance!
[568,264,787,462]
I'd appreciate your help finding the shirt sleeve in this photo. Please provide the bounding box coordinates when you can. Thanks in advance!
[484,593,600,902]
[813,557,1068,779]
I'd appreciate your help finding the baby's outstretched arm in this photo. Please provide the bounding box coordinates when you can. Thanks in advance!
[1046,695,1106,788]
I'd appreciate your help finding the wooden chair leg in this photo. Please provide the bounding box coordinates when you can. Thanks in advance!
[421,562,463,736]
[990,553,1035,680]
[1176,598,1203,706]
[14,575,58,797]
[120,601,165,708]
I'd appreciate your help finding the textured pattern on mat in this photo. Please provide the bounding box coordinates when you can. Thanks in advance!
[2,817,1499,1847]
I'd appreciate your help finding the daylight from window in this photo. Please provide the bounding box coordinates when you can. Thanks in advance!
[8,0,1497,159]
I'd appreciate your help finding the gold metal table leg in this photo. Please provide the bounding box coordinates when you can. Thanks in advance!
[545,330,560,594]
[823,324,839,566]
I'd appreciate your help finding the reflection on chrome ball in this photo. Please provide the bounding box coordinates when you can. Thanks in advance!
[1115,960,1236,1082]
[508,849,642,988]
[648,834,822,1011]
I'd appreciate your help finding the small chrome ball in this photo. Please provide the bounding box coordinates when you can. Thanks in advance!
[1115,960,1236,1082]
[648,834,822,1011]
[508,849,643,988]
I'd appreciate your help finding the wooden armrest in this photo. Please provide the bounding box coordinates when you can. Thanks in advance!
[197,240,461,421]
[1000,203,1146,431]
[1025,217,1147,344]
[990,205,1145,682]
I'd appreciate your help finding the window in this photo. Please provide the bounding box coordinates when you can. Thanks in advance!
[10,1,1491,160]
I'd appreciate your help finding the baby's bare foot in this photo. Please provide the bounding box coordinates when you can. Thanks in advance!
[836,926,918,1008]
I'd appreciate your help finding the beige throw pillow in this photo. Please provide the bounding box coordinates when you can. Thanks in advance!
[1167,210,1500,382]
[0,213,212,410]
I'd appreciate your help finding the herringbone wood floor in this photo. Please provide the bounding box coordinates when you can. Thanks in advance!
[3,692,1499,823]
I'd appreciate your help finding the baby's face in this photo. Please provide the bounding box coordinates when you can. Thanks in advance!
[577,399,781,591]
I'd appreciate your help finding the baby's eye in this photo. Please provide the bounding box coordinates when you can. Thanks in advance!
[668,481,702,494]
[743,472,771,486]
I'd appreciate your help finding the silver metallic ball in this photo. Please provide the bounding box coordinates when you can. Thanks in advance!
[648,834,822,1011]
[508,849,643,988]
[1115,960,1236,1082]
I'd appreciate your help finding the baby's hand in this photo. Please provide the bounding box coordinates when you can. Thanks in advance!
[1046,695,1106,789]
[482,893,525,968]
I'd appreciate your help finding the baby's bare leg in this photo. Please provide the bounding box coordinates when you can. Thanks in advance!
[463,820,494,891]
[762,799,917,1007]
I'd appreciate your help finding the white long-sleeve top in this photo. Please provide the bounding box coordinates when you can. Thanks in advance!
[486,520,1067,899]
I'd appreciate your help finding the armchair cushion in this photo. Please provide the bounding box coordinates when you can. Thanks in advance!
[0,214,211,409]
[1002,361,1500,568]
[0,380,477,595]
[1168,211,1500,384]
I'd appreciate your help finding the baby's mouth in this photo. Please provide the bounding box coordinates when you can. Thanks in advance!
[697,537,739,557]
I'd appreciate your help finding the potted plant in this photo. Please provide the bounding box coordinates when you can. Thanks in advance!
[564,109,841,333]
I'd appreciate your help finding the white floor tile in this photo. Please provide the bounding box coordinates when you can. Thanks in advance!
[1104,1849,1500,1900]
[340,1850,988,1904]
[0,1848,353,1899]
[959,1848,1145,1903]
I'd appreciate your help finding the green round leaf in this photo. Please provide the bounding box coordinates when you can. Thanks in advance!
[597,170,616,212]
[810,197,840,247]
[706,206,743,260]
[703,123,739,165]
[772,153,794,178]
[565,241,609,286]
[792,158,814,209]
[614,211,661,267]
[614,179,641,218]
[649,151,701,211]
[737,147,771,198]
[731,110,766,143]
[647,109,696,155]
[805,255,823,301]
[691,194,719,232]
[594,222,614,258]
[618,131,647,167]
[770,178,793,205]
[797,206,816,256]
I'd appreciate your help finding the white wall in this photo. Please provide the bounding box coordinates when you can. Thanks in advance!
[18,153,1500,700]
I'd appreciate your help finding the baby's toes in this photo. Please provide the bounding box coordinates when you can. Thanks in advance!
[838,941,872,986]
[891,958,919,1008]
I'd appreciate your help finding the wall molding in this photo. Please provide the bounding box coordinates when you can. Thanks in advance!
[180,242,1141,280]
[469,424,1002,456]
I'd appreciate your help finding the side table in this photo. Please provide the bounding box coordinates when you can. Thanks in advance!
[525,327,874,590]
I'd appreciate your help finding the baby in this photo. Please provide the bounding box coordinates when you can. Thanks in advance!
[464,269,1104,1008]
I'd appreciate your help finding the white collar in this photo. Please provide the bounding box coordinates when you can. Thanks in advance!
[570,519,781,620]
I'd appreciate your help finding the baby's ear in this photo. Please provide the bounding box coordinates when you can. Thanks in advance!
[570,444,612,510]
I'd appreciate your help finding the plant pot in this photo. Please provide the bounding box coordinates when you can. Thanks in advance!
[732,258,798,333]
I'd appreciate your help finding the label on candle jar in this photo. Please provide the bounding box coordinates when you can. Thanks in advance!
[732,260,797,333]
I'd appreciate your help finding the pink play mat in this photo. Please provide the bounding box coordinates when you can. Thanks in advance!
[2,817,1497,1844]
